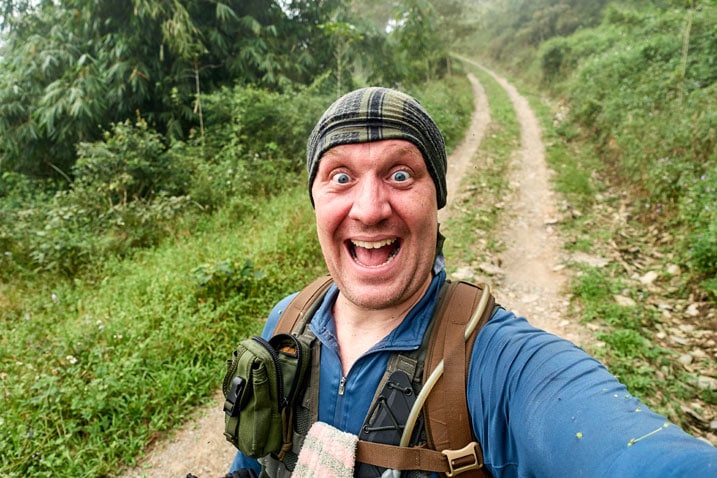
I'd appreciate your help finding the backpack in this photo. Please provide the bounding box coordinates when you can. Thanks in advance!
[271,275,496,478]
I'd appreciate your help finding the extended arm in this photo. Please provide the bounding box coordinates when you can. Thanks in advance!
[468,308,716,477]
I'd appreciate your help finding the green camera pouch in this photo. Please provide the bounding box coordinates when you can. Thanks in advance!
[222,333,311,459]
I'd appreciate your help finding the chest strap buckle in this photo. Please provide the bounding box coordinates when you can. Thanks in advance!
[442,441,483,477]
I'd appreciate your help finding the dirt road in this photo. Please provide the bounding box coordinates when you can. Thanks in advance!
[458,59,587,345]
[119,67,583,477]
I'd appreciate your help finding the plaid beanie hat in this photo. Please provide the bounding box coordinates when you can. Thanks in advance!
[306,87,447,209]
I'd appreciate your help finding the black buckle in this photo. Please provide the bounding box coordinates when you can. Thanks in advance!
[223,376,246,417]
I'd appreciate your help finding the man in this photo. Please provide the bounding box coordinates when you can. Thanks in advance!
[228,87,716,477]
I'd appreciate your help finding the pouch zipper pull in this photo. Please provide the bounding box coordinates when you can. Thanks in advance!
[252,336,286,409]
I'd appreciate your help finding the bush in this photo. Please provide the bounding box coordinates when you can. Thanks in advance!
[538,24,625,87]
[0,173,55,276]
[540,37,571,82]
[0,85,342,279]
[191,258,265,304]
[564,4,716,207]
[0,120,196,278]
[189,84,335,212]
[203,85,333,166]
[410,76,474,152]
[679,163,717,295]
[73,119,191,203]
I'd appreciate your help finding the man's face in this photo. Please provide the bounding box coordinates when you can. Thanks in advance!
[311,139,438,311]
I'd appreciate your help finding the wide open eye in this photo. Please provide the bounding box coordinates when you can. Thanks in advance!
[332,172,351,184]
[391,170,411,182]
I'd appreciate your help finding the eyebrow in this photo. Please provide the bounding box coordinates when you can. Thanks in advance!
[384,143,423,158]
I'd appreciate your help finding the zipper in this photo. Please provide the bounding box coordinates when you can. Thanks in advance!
[283,335,305,404]
[338,376,346,396]
[252,336,286,409]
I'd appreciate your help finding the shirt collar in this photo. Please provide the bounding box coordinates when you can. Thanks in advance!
[310,269,447,354]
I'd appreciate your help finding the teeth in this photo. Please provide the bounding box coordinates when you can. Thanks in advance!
[351,238,396,249]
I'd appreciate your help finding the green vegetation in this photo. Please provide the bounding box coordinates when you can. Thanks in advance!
[1,185,323,476]
[462,0,715,439]
[466,0,717,297]
[0,0,464,181]
[0,1,475,474]
[2,0,716,473]
[0,0,339,177]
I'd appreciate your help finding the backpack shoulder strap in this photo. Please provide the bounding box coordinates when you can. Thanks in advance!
[272,275,333,336]
[424,280,494,477]
[355,280,495,477]
[274,277,495,476]
[267,276,333,473]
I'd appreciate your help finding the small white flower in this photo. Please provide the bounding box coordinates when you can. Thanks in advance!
[51,294,58,301]
[66,355,78,365]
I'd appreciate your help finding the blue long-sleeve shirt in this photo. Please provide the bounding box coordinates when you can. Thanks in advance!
[230,271,717,476]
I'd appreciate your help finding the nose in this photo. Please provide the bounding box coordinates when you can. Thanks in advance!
[348,176,391,225]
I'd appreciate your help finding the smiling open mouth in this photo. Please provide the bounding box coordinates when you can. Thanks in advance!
[349,238,401,267]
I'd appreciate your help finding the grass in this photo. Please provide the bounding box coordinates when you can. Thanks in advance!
[0,185,324,477]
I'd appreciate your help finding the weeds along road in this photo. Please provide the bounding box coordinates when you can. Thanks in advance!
[119,66,586,477]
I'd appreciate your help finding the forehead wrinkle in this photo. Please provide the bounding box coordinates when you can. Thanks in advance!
[322,140,423,166]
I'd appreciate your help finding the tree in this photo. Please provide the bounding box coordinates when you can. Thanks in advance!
[0,0,344,179]
[319,20,365,97]
[391,0,450,82]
